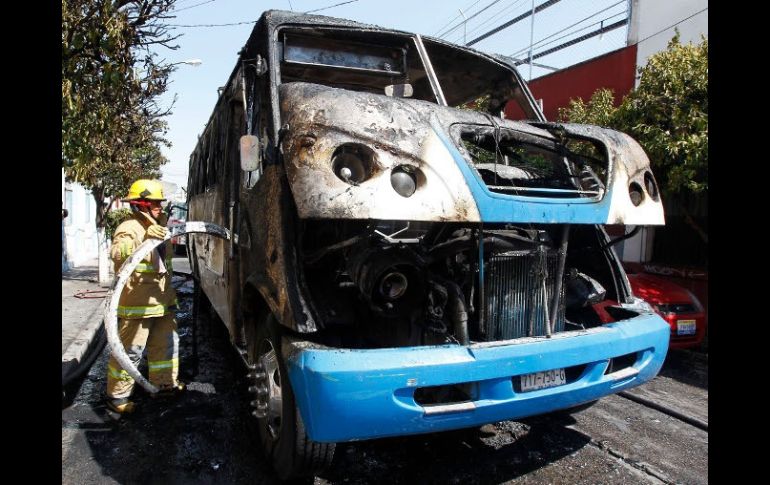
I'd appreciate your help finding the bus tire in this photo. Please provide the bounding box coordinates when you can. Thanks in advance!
[247,313,335,480]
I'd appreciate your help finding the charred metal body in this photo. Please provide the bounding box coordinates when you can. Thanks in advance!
[186,9,668,479]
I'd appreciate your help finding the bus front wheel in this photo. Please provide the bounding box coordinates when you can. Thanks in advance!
[246,312,335,480]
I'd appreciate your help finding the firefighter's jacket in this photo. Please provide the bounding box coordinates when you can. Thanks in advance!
[110,211,176,318]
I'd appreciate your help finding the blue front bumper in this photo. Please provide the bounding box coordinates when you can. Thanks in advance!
[286,314,669,443]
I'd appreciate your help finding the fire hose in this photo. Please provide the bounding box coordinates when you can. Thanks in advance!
[103,221,230,394]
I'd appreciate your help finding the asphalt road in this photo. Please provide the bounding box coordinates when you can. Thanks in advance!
[61,264,708,484]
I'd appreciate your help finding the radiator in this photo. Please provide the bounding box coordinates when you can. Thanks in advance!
[483,250,565,340]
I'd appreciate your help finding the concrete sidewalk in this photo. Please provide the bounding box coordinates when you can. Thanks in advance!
[62,265,107,386]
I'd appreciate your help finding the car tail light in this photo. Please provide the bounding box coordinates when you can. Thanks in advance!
[659,312,677,329]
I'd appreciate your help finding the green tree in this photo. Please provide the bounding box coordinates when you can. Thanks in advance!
[559,34,708,244]
[62,0,179,281]
[558,88,617,127]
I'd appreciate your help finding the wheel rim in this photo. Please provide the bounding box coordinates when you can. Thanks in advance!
[254,339,283,440]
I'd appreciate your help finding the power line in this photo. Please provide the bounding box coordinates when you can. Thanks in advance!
[510,10,627,59]
[515,5,706,73]
[168,0,364,27]
[451,0,525,44]
[634,7,707,46]
[437,0,507,39]
[432,0,483,36]
[509,0,625,58]
[169,20,257,28]
[305,0,360,14]
[514,18,627,65]
[467,0,562,46]
[173,0,215,13]
[509,58,558,70]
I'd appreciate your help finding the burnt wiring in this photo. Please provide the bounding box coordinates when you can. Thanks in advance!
[603,225,641,250]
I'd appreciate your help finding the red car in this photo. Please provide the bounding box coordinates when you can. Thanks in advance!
[625,271,707,350]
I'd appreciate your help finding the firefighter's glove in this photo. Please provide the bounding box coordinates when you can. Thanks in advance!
[145,224,169,240]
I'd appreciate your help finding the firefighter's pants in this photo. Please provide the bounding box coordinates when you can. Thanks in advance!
[106,313,179,399]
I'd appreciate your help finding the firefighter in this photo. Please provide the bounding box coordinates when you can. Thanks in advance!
[105,179,185,414]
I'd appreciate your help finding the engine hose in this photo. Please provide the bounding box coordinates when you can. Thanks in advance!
[103,221,230,394]
[602,225,641,250]
[444,281,469,345]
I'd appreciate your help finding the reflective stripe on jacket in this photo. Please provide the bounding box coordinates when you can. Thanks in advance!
[110,211,177,318]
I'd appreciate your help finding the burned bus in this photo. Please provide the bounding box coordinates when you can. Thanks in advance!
[186,10,669,479]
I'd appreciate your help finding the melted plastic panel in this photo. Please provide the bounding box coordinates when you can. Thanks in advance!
[279,82,481,222]
[279,81,663,225]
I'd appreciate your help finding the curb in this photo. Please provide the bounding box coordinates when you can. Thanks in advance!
[62,297,107,386]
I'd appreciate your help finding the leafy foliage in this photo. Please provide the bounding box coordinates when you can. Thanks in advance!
[62,0,179,227]
[459,94,492,112]
[105,208,134,240]
[558,88,617,127]
[559,34,708,197]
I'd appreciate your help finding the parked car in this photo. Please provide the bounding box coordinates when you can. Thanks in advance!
[625,268,706,350]
[167,203,188,256]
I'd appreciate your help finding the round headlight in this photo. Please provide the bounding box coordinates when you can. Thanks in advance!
[390,166,417,197]
[331,144,376,184]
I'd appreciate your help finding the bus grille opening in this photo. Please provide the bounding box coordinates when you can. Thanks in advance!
[483,250,566,339]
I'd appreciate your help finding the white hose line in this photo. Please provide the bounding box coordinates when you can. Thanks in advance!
[103,221,230,394]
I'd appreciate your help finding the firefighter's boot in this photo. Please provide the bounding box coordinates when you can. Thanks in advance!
[106,397,136,414]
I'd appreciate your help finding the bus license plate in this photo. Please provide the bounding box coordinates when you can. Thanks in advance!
[677,319,696,335]
[520,368,567,392]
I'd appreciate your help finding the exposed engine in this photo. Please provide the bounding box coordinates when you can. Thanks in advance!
[300,219,618,349]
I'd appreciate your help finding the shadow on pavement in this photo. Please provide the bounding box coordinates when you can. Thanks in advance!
[660,349,708,390]
[63,266,99,282]
[318,418,591,484]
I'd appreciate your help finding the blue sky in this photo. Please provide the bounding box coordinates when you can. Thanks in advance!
[156,0,628,187]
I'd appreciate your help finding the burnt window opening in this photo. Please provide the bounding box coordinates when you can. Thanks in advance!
[278,28,435,101]
[283,33,407,76]
[455,127,608,199]
[276,27,538,117]
[421,38,538,119]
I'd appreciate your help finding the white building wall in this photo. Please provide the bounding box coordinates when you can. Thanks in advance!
[629,0,708,77]
[614,226,656,263]
[62,170,99,268]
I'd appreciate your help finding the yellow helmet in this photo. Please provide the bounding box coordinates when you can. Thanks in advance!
[125,179,166,201]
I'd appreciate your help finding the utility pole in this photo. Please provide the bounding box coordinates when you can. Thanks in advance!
[459,8,468,45]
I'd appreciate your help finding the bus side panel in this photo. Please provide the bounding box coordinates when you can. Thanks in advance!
[239,163,318,333]
[189,188,231,328]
